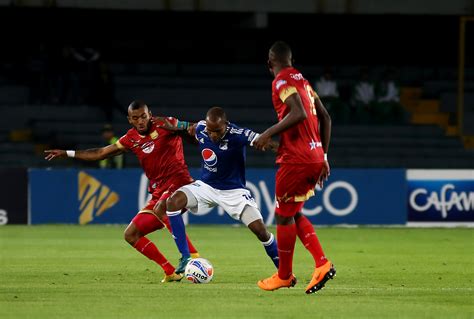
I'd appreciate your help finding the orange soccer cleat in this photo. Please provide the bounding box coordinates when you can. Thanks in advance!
[161,272,183,283]
[257,272,297,291]
[305,261,336,294]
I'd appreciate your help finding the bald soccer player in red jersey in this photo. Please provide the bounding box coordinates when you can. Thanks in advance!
[254,41,336,294]
[45,100,199,283]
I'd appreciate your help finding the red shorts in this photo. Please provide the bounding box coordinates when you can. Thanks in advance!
[132,174,193,234]
[139,174,193,214]
[275,163,323,217]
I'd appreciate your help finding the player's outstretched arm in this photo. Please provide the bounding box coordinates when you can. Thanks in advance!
[253,93,307,150]
[315,97,331,187]
[314,97,331,155]
[44,144,123,162]
[157,117,198,144]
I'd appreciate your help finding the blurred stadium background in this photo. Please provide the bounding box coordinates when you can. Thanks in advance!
[0,0,472,226]
[0,2,473,318]
[0,0,473,169]
[0,0,474,228]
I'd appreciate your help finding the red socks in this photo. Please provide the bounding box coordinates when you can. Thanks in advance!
[276,223,297,280]
[161,214,198,254]
[134,237,175,275]
[296,215,328,267]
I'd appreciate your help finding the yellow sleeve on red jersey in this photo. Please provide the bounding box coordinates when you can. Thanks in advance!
[311,88,320,99]
[116,134,129,150]
[279,86,298,102]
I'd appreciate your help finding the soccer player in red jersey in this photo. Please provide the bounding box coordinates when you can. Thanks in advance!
[254,41,336,294]
[44,100,199,282]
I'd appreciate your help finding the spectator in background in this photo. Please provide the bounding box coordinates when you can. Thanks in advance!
[351,67,375,124]
[375,68,405,124]
[315,67,349,124]
[71,46,101,105]
[99,124,123,169]
[56,45,81,105]
[28,43,51,104]
[315,68,339,99]
[96,62,126,121]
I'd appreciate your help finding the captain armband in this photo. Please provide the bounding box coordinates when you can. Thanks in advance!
[324,153,328,161]
[176,120,190,130]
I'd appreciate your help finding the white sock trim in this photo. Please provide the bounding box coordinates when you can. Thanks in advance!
[167,210,181,217]
[262,233,275,246]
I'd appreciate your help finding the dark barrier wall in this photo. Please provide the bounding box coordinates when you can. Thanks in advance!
[29,168,407,225]
[0,168,28,225]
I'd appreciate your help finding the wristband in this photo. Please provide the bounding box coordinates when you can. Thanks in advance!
[324,153,328,161]
[176,120,189,130]
[66,150,76,158]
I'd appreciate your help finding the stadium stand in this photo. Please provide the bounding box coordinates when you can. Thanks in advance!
[0,63,472,169]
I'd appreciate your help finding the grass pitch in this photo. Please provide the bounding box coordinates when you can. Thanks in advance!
[0,225,473,319]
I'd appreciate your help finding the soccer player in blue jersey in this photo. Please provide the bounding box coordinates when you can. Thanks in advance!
[155,106,279,274]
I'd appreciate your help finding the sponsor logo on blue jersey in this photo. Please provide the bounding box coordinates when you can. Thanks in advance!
[202,148,217,167]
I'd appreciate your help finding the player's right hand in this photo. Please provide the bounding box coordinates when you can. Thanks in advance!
[44,149,66,161]
[317,160,330,188]
[253,132,272,151]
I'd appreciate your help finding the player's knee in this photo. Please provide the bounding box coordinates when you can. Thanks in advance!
[153,201,166,219]
[166,191,186,212]
[294,211,303,220]
[166,197,178,212]
[124,225,140,245]
[275,214,293,225]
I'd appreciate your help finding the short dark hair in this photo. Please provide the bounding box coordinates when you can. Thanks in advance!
[206,106,227,122]
[128,100,147,110]
[270,41,292,61]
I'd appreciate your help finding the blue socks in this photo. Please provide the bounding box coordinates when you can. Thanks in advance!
[262,233,279,268]
[167,210,190,258]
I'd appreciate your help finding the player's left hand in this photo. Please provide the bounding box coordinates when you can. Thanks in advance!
[317,160,330,188]
[156,117,179,131]
[253,132,272,151]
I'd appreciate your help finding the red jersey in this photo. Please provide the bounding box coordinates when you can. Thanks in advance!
[272,67,324,164]
[116,117,192,192]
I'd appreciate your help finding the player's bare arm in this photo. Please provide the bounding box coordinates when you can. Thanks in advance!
[44,144,123,161]
[157,117,198,144]
[314,97,332,187]
[253,93,307,150]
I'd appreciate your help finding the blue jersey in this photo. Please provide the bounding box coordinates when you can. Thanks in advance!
[195,121,259,190]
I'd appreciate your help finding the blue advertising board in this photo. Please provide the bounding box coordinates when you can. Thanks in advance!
[29,169,142,224]
[29,168,406,225]
[407,170,474,222]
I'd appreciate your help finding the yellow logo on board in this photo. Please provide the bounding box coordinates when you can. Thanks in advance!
[78,171,119,225]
